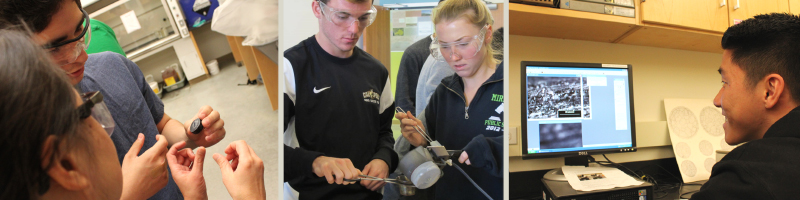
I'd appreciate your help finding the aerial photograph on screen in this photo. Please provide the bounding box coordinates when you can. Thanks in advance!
[527,76,590,120]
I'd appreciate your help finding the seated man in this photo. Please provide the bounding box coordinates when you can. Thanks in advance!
[691,13,800,200]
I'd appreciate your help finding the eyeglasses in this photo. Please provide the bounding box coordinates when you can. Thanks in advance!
[43,8,92,66]
[78,91,115,136]
[430,25,488,61]
[318,0,377,28]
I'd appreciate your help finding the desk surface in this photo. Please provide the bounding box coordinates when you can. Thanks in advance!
[538,179,705,200]
[655,180,705,200]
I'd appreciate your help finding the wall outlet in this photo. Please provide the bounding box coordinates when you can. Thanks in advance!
[509,126,518,145]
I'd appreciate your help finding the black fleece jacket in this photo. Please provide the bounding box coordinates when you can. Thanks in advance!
[424,63,504,200]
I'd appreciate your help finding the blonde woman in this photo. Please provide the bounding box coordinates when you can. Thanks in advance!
[395,0,503,199]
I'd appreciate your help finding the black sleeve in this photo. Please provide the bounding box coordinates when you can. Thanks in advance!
[284,145,324,181]
[395,48,425,116]
[462,135,503,177]
[690,160,768,200]
[372,70,399,172]
[373,102,399,172]
[283,94,294,130]
[283,92,324,180]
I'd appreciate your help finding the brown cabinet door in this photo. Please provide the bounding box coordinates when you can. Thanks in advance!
[790,0,800,14]
[641,0,730,32]
[728,0,790,25]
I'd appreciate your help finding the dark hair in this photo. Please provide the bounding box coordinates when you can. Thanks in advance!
[0,0,80,33]
[0,29,83,199]
[721,13,800,102]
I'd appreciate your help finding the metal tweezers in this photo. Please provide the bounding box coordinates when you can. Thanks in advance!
[396,107,433,143]
[344,174,415,186]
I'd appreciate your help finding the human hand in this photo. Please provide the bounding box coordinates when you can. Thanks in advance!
[458,151,471,165]
[312,156,361,185]
[121,134,169,200]
[395,111,429,147]
[213,140,266,200]
[361,159,389,191]
[166,141,208,200]
[184,105,226,147]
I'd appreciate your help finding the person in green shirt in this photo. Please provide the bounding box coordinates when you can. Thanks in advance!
[85,19,126,56]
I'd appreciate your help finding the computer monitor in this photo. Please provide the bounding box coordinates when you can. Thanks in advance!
[519,61,637,179]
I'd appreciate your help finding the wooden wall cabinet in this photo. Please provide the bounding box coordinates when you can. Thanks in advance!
[509,4,636,43]
[727,0,790,25]
[364,6,391,72]
[640,0,729,33]
[511,0,797,53]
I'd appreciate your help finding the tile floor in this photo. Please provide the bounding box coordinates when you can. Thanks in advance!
[161,57,279,199]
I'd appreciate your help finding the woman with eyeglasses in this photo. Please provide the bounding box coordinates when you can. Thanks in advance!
[394,0,503,199]
[0,29,266,200]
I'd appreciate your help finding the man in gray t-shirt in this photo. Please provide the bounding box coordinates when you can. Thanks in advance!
[1,0,228,199]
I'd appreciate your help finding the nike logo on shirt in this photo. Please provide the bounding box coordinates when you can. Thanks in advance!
[313,86,331,93]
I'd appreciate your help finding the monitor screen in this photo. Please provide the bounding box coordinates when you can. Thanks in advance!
[520,61,636,158]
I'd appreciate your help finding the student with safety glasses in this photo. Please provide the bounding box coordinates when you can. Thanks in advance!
[395,0,503,199]
[0,29,265,200]
[283,0,398,199]
[0,0,227,199]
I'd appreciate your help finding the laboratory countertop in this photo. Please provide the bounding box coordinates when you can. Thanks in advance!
[655,180,706,200]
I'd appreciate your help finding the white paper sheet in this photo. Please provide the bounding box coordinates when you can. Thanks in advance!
[664,99,736,183]
[120,10,141,34]
[562,166,644,191]
[418,21,433,36]
[405,17,418,24]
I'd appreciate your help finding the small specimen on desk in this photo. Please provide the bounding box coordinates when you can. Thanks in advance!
[190,118,204,134]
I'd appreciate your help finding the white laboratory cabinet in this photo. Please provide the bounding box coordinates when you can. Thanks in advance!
[87,0,208,82]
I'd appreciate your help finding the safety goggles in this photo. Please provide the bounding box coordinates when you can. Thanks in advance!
[78,91,115,136]
[43,8,92,66]
[318,0,377,28]
[429,25,488,61]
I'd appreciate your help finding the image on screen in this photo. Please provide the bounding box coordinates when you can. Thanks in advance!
[524,65,633,155]
[539,122,582,149]
[526,76,589,120]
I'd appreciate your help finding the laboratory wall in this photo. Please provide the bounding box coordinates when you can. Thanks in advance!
[193,24,233,64]
[279,0,320,55]
[508,35,724,172]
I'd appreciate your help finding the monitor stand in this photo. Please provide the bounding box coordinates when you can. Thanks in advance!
[542,155,590,182]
